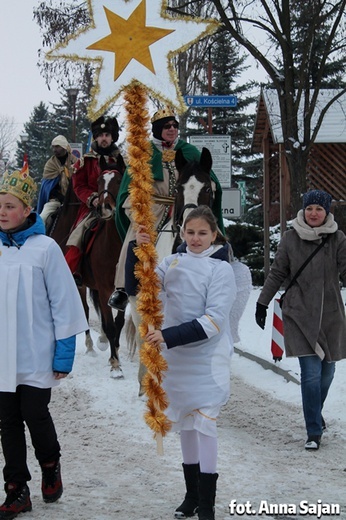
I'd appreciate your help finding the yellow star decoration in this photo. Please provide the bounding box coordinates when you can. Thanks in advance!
[87,2,174,80]
[46,0,220,118]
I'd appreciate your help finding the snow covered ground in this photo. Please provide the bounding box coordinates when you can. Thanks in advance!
[1,288,345,519]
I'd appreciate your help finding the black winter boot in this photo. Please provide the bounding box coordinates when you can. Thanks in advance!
[174,463,200,518]
[0,482,32,519]
[41,460,63,503]
[108,289,128,311]
[198,473,218,520]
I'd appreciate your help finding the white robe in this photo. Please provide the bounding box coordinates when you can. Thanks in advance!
[157,249,236,436]
[0,235,88,392]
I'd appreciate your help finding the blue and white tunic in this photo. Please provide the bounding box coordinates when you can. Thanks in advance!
[0,213,88,392]
[157,245,236,436]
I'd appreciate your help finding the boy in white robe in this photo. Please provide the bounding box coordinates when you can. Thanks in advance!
[0,168,88,518]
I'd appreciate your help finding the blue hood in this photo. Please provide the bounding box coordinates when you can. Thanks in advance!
[0,212,46,248]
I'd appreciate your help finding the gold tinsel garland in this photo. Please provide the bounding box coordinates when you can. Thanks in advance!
[124,84,172,453]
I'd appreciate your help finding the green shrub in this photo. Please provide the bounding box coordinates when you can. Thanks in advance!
[225,222,264,286]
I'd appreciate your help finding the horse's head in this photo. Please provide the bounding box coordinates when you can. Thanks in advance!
[97,169,123,219]
[174,147,214,228]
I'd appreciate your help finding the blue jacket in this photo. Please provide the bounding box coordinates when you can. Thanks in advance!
[36,177,60,214]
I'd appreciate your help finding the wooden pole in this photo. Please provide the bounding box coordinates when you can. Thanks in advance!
[208,49,213,134]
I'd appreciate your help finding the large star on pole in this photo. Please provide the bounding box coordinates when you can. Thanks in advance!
[46,0,219,118]
[87,3,174,80]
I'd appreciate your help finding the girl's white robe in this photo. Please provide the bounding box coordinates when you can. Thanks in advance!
[0,235,88,392]
[157,250,236,436]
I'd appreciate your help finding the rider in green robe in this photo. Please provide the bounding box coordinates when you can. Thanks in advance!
[109,107,224,311]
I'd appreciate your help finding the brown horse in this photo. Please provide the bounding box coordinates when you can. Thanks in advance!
[79,170,125,377]
[48,181,96,353]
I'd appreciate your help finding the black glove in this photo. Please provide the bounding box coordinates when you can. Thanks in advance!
[255,302,268,330]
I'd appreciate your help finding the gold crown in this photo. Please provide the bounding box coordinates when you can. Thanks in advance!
[0,169,37,206]
[151,106,177,124]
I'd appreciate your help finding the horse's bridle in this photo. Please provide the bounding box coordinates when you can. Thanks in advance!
[155,181,215,238]
[173,184,214,231]
[97,171,120,220]
[97,189,117,206]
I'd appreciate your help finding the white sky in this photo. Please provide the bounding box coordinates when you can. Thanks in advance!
[0,1,61,138]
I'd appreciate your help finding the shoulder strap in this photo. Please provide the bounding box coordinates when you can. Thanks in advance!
[284,235,329,294]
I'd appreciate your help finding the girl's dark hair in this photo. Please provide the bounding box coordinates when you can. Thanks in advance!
[183,205,226,244]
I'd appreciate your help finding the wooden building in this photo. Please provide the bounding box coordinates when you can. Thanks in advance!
[252,88,346,275]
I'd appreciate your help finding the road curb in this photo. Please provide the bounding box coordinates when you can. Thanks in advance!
[234,346,300,385]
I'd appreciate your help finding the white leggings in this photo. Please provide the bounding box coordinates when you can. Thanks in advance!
[180,430,218,474]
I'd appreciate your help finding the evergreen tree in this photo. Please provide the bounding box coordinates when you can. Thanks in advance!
[185,33,261,215]
[189,35,258,167]
[15,103,52,189]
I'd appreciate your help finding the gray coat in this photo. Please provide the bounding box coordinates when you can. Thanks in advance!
[258,218,346,361]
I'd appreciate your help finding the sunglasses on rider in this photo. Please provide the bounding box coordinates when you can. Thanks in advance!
[163,122,179,129]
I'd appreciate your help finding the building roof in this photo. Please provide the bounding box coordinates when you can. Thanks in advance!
[252,88,346,153]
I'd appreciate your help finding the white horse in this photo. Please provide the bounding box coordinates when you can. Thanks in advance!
[125,148,252,394]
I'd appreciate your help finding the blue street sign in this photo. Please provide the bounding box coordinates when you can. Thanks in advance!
[184,95,237,108]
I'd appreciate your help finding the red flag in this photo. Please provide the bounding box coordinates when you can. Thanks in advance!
[21,154,29,178]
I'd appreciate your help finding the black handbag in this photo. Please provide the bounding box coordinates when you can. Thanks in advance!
[279,235,329,308]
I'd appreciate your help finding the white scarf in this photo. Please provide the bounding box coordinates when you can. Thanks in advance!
[292,210,338,241]
[186,245,220,258]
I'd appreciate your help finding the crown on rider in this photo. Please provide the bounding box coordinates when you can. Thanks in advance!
[151,106,177,123]
[0,168,37,207]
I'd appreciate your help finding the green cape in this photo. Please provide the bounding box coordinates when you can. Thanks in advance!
[115,140,224,242]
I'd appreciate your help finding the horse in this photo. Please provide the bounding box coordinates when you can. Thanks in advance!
[126,146,252,394]
[154,147,215,261]
[79,169,125,378]
[48,181,97,353]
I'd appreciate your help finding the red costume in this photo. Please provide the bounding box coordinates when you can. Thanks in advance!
[65,114,125,281]
[65,148,125,275]
[72,153,103,225]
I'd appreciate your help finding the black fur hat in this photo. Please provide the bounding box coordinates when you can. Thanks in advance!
[91,116,119,142]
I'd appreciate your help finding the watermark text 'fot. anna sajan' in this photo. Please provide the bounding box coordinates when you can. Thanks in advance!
[229,499,340,518]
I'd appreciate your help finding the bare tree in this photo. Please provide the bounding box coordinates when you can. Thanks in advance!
[34,0,92,92]
[0,115,17,174]
[169,0,346,214]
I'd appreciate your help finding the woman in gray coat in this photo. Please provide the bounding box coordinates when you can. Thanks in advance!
[255,190,346,450]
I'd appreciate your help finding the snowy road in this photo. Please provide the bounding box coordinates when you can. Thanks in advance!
[5,326,345,520]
